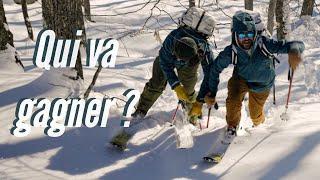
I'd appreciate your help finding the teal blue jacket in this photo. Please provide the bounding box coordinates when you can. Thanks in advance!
[197,36,305,102]
[159,27,214,89]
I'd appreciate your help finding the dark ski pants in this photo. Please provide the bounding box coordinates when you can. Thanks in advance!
[136,56,199,114]
[226,76,270,127]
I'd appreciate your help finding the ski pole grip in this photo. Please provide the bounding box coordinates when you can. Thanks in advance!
[214,102,219,110]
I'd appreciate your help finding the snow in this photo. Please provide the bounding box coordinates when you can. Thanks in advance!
[0,0,320,179]
[0,44,23,74]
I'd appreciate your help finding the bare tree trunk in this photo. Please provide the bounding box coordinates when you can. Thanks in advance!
[0,1,8,50]
[189,0,195,8]
[41,0,85,79]
[301,0,315,16]
[0,17,9,50]
[21,0,34,40]
[267,0,277,34]
[275,0,289,40]
[0,0,6,24]
[82,0,93,22]
[0,0,24,69]
[0,0,14,48]
[41,0,54,29]
[244,0,253,10]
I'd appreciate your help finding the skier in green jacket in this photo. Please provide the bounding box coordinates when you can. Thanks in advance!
[110,26,215,149]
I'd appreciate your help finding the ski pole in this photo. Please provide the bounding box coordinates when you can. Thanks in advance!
[272,58,277,105]
[171,102,180,126]
[206,102,219,128]
[273,84,276,105]
[206,107,211,128]
[199,120,203,130]
[285,68,294,110]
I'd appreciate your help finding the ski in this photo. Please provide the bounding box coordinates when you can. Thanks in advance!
[202,126,236,164]
[108,117,145,152]
[203,153,225,163]
[203,139,233,163]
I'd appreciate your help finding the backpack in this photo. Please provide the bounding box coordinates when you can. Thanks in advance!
[179,7,216,37]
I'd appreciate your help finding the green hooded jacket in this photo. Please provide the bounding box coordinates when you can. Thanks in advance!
[197,12,305,102]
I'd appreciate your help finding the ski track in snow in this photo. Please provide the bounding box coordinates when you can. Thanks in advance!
[0,0,320,179]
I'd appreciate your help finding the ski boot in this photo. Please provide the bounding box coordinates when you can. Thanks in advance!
[131,109,146,119]
[188,115,199,126]
[110,130,132,151]
[222,126,237,145]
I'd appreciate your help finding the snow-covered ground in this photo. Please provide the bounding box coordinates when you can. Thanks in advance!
[0,0,320,179]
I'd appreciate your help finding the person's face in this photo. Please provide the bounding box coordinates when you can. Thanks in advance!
[237,31,255,50]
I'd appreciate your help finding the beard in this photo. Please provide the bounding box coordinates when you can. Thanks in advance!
[239,39,253,50]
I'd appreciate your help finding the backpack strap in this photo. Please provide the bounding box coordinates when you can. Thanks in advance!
[257,37,280,64]
[231,44,238,65]
[195,11,206,31]
[232,37,280,66]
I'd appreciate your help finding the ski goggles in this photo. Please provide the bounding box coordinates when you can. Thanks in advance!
[237,31,255,40]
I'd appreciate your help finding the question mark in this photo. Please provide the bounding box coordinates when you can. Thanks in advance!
[121,89,140,127]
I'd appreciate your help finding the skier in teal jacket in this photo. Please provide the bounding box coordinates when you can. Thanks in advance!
[190,11,305,140]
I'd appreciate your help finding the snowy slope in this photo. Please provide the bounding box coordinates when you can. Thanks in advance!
[0,0,320,179]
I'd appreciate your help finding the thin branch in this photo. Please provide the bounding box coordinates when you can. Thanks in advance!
[89,0,154,17]
[155,6,178,25]
[84,64,102,99]
[214,1,232,19]
[141,0,161,30]
[177,0,188,9]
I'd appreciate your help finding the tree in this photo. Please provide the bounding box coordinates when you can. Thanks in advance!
[275,0,290,40]
[41,0,85,79]
[83,0,93,22]
[244,0,253,10]
[41,0,54,29]
[189,0,195,8]
[267,0,277,34]
[13,0,36,4]
[0,0,24,69]
[301,0,315,16]
[0,0,13,49]
[21,0,34,40]
[0,13,10,50]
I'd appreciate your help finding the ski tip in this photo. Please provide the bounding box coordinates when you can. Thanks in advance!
[203,155,223,163]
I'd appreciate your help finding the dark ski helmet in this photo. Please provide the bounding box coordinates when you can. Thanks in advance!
[232,11,256,33]
[173,37,198,60]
